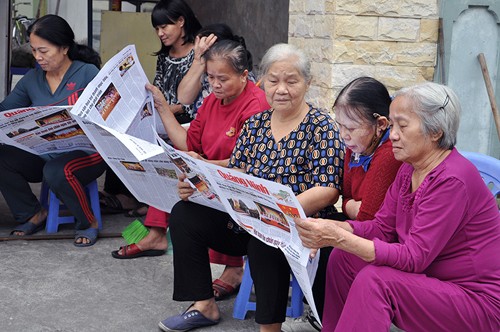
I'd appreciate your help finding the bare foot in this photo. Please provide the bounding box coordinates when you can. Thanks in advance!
[117,227,168,255]
[12,209,48,236]
[213,265,243,298]
[190,299,220,322]
[125,204,148,217]
[74,219,99,245]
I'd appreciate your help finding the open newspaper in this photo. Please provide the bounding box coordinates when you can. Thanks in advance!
[0,105,95,155]
[69,45,322,325]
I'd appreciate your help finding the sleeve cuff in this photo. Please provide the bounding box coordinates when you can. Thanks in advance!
[372,237,390,265]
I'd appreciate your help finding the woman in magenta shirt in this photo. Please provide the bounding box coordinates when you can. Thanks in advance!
[296,82,500,331]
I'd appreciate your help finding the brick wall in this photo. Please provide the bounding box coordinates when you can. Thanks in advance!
[289,0,439,111]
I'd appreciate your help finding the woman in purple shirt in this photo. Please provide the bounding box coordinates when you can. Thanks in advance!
[296,82,500,331]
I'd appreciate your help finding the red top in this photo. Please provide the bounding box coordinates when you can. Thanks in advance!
[341,138,402,221]
[186,81,269,160]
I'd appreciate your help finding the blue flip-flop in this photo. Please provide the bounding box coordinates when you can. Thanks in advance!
[74,228,99,247]
[158,305,220,332]
[11,221,46,236]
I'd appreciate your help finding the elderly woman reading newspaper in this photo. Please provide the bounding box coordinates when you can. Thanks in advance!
[295,82,500,332]
[160,43,344,332]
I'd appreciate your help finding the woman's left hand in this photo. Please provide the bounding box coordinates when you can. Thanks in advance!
[185,151,206,161]
[146,83,172,115]
[177,173,195,201]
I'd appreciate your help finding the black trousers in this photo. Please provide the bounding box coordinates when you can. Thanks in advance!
[311,212,348,320]
[102,165,131,197]
[169,200,293,324]
[0,145,106,229]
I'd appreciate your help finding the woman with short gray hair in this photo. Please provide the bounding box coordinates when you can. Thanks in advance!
[161,43,344,332]
[296,81,500,331]
[393,82,460,149]
[259,43,312,83]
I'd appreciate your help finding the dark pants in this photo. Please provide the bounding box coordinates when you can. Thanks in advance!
[103,165,131,196]
[311,212,348,320]
[169,200,294,325]
[247,237,291,324]
[169,201,249,301]
[0,145,106,229]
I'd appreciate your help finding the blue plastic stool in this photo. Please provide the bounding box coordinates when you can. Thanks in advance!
[233,258,304,320]
[40,180,102,233]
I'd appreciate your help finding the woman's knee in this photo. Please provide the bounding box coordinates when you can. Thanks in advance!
[169,201,212,235]
[42,161,65,186]
[169,201,193,230]
[351,265,398,297]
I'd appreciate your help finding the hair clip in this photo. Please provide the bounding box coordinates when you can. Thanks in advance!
[439,94,450,111]
[373,112,381,119]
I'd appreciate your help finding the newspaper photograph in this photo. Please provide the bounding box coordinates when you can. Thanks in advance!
[70,45,158,160]
[156,135,226,212]
[0,105,95,155]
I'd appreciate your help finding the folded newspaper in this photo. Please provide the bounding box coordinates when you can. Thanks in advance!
[0,105,95,155]
[0,45,323,325]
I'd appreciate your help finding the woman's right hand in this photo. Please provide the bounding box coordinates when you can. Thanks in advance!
[177,173,195,201]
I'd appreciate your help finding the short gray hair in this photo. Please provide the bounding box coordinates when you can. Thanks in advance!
[259,43,311,83]
[394,82,461,149]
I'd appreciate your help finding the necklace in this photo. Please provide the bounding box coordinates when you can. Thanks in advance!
[165,56,189,65]
[165,49,193,64]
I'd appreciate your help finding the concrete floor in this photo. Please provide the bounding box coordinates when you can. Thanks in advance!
[0,180,259,332]
[0,180,406,332]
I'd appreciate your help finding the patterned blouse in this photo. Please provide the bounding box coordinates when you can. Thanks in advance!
[229,105,345,218]
[153,49,195,124]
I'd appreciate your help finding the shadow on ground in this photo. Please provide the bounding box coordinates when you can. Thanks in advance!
[0,181,258,332]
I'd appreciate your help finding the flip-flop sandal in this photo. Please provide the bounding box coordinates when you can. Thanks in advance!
[111,243,166,259]
[99,193,126,214]
[74,228,99,247]
[11,220,46,236]
[212,278,241,301]
[124,203,148,218]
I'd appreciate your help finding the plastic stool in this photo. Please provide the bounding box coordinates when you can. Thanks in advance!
[40,180,102,233]
[233,258,304,320]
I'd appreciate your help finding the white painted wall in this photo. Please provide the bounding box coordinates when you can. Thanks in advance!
[448,7,499,156]
[47,0,88,43]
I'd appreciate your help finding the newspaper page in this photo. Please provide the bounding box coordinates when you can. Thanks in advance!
[201,162,322,325]
[70,44,160,160]
[0,105,95,155]
[73,118,180,213]
[157,139,322,325]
